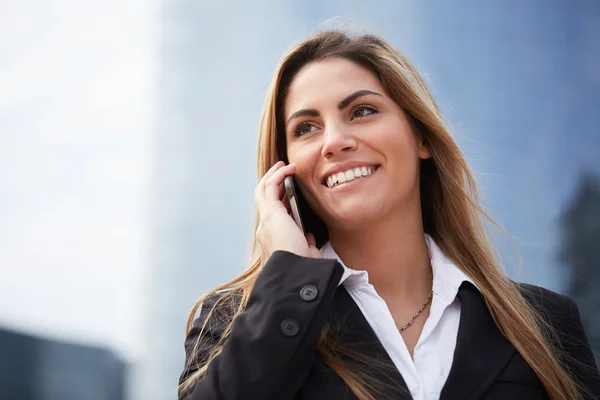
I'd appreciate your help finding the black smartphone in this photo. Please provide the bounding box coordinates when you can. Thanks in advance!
[284,175,305,234]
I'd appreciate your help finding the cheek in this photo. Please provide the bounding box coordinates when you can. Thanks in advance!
[379,123,420,162]
[287,143,320,178]
[287,142,308,164]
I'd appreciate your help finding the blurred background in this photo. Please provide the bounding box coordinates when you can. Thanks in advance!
[1,1,599,399]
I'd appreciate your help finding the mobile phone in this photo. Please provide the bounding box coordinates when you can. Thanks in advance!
[284,175,305,234]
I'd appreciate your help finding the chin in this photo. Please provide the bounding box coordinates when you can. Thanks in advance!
[322,204,382,231]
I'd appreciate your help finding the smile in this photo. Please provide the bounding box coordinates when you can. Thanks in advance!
[324,165,379,188]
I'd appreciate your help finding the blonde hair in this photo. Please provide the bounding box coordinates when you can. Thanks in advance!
[179,29,583,400]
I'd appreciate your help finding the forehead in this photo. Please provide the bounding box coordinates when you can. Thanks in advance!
[284,57,383,116]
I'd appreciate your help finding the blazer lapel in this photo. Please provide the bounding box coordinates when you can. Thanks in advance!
[327,287,412,399]
[440,282,516,400]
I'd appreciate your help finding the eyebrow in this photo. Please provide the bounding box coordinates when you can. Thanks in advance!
[286,89,383,126]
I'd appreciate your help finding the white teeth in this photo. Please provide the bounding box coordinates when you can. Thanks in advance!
[326,166,377,188]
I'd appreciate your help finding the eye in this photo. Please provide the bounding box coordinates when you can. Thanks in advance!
[351,104,378,120]
[294,122,318,137]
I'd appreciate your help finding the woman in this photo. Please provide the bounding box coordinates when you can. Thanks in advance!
[178,29,600,400]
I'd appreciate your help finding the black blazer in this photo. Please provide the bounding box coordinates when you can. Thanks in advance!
[179,251,600,400]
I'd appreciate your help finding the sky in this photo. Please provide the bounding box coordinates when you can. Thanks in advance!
[0,0,158,363]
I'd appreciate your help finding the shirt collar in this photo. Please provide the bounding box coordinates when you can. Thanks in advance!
[320,234,476,300]
[425,234,477,302]
[320,241,369,288]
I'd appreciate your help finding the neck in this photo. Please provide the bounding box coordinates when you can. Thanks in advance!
[327,202,432,302]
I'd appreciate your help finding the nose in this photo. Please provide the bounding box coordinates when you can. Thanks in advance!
[320,124,357,159]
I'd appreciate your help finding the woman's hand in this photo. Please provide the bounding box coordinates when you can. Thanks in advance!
[254,161,321,260]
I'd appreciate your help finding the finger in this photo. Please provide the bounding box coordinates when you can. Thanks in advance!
[265,163,296,200]
[307,233,321,258]
[306,233,317,248]
[263,180,286,212]
[257,161,290,203]
[255,161,285,212]
[258,161,284,189]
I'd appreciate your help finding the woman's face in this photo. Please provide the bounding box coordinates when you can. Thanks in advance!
[284,57,430,230]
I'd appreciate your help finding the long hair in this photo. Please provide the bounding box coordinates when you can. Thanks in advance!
[179,29,582,400]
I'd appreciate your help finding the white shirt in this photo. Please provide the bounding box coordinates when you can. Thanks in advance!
[321,234,475,400]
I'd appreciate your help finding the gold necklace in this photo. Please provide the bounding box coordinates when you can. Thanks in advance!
[398,291,433,333]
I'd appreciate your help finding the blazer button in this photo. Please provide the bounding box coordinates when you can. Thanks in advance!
[299,284,318,302]
[280,319,300,337]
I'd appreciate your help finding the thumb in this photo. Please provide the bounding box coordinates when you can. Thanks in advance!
[306,233,321,258]
[306,232,317,248]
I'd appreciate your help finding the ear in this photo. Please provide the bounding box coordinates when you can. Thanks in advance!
[417,138,432,160]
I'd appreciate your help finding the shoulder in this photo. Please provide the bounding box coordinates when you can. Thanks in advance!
[513,282,584,348]
[514,282,577,331]
[515,282,574,315]
[515,283,600,396]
